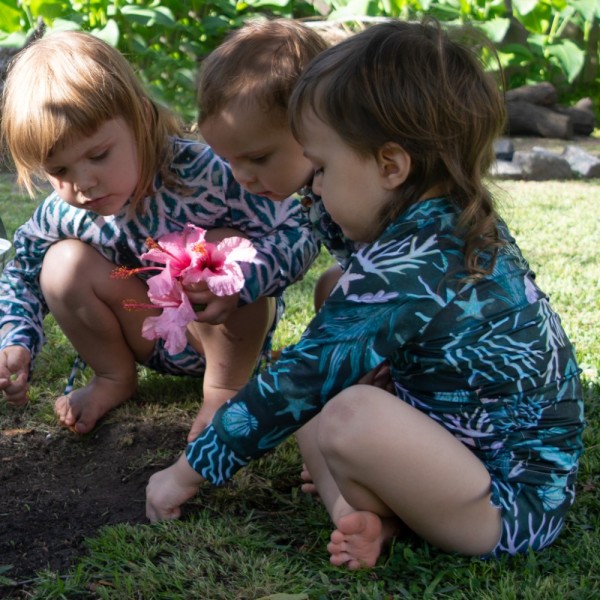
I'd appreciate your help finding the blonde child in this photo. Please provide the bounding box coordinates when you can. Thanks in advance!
[0,31,317,435]
[147,19,584,567]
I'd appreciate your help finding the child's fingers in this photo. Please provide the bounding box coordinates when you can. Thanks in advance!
[1,377,29,404]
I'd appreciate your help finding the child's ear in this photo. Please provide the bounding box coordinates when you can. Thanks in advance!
[376,143,411,190]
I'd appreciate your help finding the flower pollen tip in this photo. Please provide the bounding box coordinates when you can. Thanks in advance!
[111,266,136,279]
[192,242,207,256]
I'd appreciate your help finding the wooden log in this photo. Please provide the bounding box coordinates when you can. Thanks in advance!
[551,102,596,136]
[505,100,573,138]
[505,82,558,106]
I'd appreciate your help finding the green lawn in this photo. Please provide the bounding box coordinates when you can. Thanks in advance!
[0,176,598,599]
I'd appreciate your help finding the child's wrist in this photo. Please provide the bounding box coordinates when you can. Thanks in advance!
[177,451,204,486]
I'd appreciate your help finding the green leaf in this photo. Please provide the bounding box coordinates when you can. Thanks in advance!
[0,1,21,32]
[329,0,376,19]
[571,0,600,21]
[48,18,82,32]
[474,17,511,43]
[512,0,539,17]
[546,39,585,83]
[28,0,71,20]
[93,19,120,47]
[120,6,176,27]
[244,0,293,8]
[0,31,27,46]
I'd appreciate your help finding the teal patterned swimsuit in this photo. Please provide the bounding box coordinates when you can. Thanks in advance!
[187,196,584,557]
[0,138,319,374]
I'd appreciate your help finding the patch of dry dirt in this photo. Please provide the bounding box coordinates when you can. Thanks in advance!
[0,419,186,585]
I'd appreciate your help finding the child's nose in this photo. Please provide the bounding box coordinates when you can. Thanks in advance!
[72,166,97,194]
[230,163,257,187]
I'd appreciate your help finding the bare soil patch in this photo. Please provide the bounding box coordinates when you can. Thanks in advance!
[0,417,186,585]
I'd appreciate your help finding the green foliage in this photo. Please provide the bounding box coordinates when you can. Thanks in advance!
[0,0,597,116]
[0,0,321,120]
[325,0,599,105]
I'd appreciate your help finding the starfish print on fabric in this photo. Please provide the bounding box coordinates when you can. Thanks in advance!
[455,289,495,321]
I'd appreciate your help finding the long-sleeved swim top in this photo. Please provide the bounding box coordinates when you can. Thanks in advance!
[187,196,584,490]
[0,137,319,362]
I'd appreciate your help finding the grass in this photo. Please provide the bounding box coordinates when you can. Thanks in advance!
[1,175,599,599]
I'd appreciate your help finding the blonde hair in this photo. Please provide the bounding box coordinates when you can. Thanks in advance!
[198,18,328,125]
[1,30,182,209]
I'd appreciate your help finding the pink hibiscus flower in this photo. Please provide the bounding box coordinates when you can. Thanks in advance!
[115,225,257,354]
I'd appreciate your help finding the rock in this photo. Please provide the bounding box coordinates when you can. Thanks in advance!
[494,138,515,161]
[490,159,524,179]
[511,148,573,180]
[561,145,600,178]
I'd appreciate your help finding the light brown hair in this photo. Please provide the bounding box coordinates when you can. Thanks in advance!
[197,18,328,126]
[1,30,182,209]
[290,19,506,276]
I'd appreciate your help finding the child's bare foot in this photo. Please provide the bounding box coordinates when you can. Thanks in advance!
[328,511,397,570]
[300,463,319,496]
[54,375,135,434]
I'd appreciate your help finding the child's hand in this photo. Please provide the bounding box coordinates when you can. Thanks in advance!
[146,452,205,522]
[184,281,241,325]
[358,361,394,393]
[0,345,31,405]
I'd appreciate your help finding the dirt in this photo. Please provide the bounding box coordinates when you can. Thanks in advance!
[0,417,188,586]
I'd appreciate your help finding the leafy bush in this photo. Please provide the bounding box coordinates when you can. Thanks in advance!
[0,0,598,119]
[323,0,599,110]
[0,0,321,120]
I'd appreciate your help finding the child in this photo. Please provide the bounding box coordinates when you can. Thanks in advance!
[0,30,318,436]
[194,18,367,456]
[146,19,584,568]
[196,18,357,313]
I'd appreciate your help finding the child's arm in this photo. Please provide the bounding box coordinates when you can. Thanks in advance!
[0,195,76,365]
[146,451,205,522]
[0,345,31,404]
[0,219,52,363]
[194,147,319,303]
[229,194,319,304]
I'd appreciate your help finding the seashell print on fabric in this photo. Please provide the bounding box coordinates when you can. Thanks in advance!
[222,402,258,437]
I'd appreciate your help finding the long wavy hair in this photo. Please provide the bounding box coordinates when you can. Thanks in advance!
[290,19,506,276]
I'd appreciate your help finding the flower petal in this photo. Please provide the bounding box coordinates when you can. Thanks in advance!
[217,237,257,264]
[203,262,246,296]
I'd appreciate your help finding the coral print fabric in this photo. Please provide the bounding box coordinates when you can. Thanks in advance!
[187,196,584,555]
[0,138,318,363]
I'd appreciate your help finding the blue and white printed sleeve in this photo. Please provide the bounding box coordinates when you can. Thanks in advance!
[165,143,319,304]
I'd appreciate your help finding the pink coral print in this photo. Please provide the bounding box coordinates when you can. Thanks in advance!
[113,225,257,354]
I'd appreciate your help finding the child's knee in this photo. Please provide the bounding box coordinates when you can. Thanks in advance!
[40,239,91,294]
[317,386,369,453]
[314,264,343,311]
